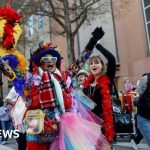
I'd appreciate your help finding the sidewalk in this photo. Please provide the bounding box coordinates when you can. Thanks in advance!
[0,144,14,150]
[0,138,17,150]
[114,142,149,150]
[0,138,149,150]
[1,142,149,150]
[113,135,150,150]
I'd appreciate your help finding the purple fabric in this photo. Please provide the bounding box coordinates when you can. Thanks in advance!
[3,54,19,69]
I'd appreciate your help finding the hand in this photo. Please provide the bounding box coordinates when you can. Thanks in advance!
[92,27,105,41]
[85,27,104,51]
[133,92,139,99]
[4,99,14,105]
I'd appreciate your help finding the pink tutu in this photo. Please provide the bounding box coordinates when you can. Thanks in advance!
[50,112,111,150]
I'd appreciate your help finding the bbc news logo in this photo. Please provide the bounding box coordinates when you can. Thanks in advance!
[0,130,19,139]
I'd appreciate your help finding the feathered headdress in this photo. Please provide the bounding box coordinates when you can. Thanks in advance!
[0,2,22,50]
[0,2,26,97]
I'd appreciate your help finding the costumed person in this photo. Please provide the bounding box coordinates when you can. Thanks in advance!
[0,102,12,145]
[25,43,69,150]
[83,28,116,144]
[0,3,27,150]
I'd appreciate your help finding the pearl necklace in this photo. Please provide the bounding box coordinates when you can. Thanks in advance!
[89,83,97,98]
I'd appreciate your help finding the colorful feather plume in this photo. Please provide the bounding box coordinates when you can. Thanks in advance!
[0,2,21,49]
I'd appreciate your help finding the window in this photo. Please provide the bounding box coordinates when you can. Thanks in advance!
[142,0,150,52]
[38,15,43,29]
[143,0,150,7]
[145,7,150,22]
[28,16,34,37]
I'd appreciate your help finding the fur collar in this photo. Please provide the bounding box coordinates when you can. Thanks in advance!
[84,74,110,88]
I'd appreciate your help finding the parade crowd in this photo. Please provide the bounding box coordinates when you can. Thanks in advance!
[0,4,150,150]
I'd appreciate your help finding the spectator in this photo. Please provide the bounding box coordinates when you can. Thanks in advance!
[131,97,143,150]
[134,73,150,148]
[0,105,11,144]
[77,69,89,89]
[124,77,134,93]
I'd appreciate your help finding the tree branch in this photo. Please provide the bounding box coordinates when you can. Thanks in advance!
[70,11,84,23]
[72,0,102,37]
[46,0,65,30]
[72,9,87,38]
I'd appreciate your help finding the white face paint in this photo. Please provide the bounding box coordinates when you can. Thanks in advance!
[89,59,103,75]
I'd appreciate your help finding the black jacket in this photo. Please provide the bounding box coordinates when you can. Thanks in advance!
[138,73,150,120]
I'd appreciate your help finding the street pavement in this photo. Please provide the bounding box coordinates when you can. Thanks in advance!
[0,138,17,150]
[0,144,14,150]
[0,138,149,150]
[113,142,149,150]
[113,136,149,150]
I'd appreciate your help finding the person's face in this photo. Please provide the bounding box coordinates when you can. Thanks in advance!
[125,80,130,84]
[40,54,57,72]
[89,58,103,75]
[77,75,87,85]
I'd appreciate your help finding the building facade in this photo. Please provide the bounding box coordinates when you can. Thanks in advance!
[112,0,150,90]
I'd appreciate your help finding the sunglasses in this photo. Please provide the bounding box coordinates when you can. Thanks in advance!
[40,57,57,63]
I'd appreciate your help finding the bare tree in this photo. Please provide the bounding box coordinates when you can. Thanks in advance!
[0,0,133,65]
[17,0,112,64]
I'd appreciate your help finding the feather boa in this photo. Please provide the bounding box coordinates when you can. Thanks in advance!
[12,77,25,97]
[0,2,21,49]
[51,69,65,113]
[8,50,27,73]
[84,74,115,143]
